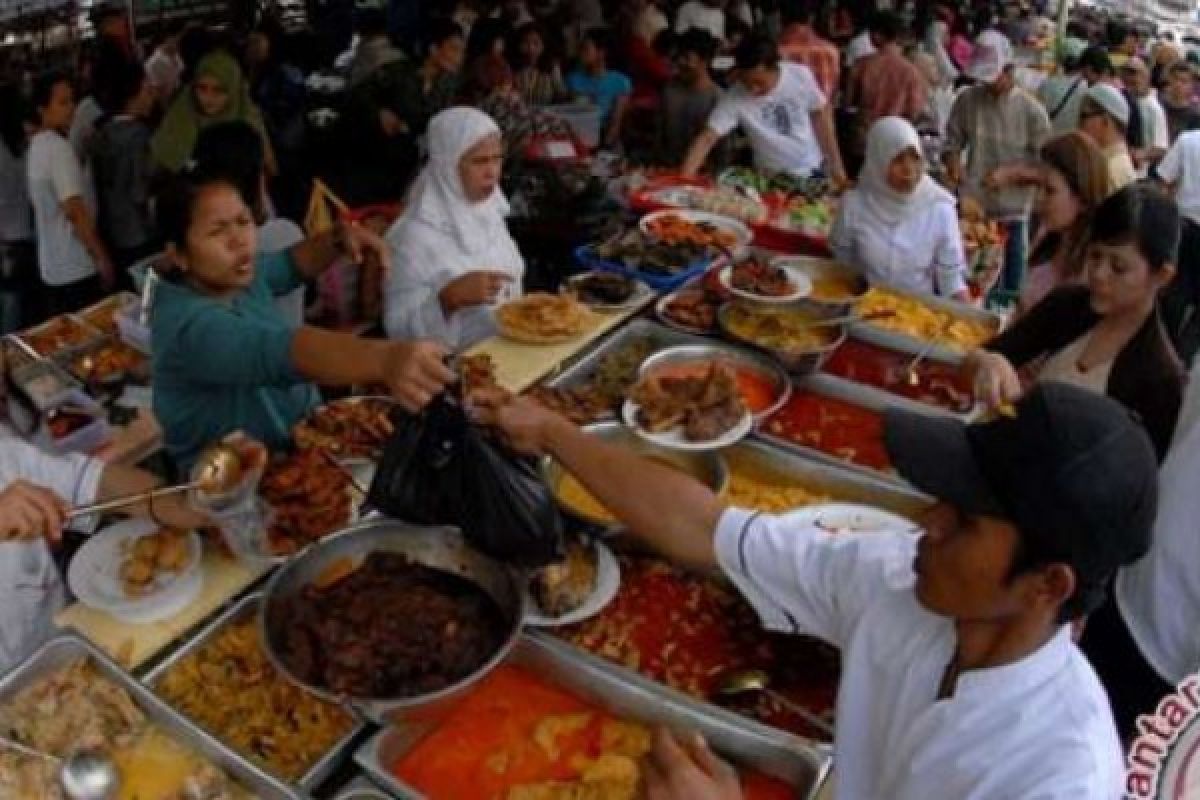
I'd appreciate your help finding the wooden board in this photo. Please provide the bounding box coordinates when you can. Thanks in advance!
[55,547,266,670]
[465,301,654,393]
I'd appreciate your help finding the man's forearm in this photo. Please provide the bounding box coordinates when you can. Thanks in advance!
[541,417,724,570]
[681,129,719,175]
[291,326,388,387]
[812,106,845,179]
[64,200,112,276]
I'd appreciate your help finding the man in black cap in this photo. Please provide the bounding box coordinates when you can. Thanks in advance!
[472,382,1156,799]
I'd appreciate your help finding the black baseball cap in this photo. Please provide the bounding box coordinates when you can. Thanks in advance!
[884,383,1158,591]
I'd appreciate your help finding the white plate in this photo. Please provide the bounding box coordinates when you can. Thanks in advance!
[646,186,702,208]
[719,264,812,306]
[639,209,754,258]
[621,397,753,452]
[67,519,204,623]
[524,541,620,627]
[784,503,919,536]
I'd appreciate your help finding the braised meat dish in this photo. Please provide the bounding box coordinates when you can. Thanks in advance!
[630,361,746,442]
[730,259,796,297]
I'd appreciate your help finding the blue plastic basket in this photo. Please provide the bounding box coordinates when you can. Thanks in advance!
[573,245,715,292]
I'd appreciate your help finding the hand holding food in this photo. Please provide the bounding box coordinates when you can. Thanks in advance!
[470,388,563,456]
[969,351,1023,411]
[0,481,67,543]
[438,270,513,313]
[381,340,455,412]
[645,728,743,800]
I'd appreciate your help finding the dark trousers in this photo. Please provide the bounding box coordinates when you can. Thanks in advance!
[38,275,104,322]
[1162,218,1200,367]
[1079,593,1174,743]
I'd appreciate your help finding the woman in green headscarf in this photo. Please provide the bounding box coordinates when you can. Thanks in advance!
[151,50,275,174]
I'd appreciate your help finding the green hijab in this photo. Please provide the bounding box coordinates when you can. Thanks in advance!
[151,50,267,172]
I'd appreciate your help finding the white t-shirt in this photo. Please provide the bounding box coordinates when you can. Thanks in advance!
[27,130,97,286]
[716,508,1125,800]
[0,433,103,674]
[1156,129,1200,225]
[1138,93,1170,151]
[707,62,827,177]
[674,1,725,40]
[830,189,968,297]
[1116,358,1200,685]
[0,139,32,242]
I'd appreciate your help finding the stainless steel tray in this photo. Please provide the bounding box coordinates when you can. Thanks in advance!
[353,633,831,800]
[756,373,926,487]
[851,285,1006,362]
[725,438,929,517]
[142,592,366,792]
[14,312,105,359]
[542,317,713,390]
[0,634,300,799]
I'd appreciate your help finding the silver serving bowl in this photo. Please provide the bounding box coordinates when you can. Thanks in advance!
[769,255,868,317]
[637,343,792,421]
[717,303,847,376]
[542,421,729,529]
[259,519,526,725]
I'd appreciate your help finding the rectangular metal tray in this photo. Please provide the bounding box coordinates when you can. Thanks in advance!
[725,437,929,517]
[76,291,138,334]
[142,592,366,792]
[51,333,152,386]
[353,633,831,800]
[850,285,1007,363]
[0,634,300,799]
[541,317,713,390]
[15,312,105,359]
[756,373,924,488]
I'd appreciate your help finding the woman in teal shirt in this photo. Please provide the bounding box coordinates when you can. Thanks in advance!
[151,168,454,469]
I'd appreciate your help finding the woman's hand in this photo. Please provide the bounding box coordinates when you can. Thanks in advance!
[0,481,67,544]
[645,728,743,800]
[438,271,513,315]
[969,350,1022,410]
[382,340,456,412]
[469,388,565,456]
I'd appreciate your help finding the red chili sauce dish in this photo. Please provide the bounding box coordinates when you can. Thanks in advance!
[763,391,891,471]
[822,339,974,413]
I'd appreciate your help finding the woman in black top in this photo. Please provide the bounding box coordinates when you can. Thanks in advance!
[965,185,1185,459]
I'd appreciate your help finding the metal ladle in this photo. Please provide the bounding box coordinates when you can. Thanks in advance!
[714,669,835,739]
[0,736,120,800]
[66,442,244,521]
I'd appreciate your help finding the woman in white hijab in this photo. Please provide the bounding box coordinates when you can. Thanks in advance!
[831,117,970,300]
[384,107,524,350]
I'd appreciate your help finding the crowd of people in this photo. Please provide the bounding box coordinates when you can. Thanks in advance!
[2,0,1200,796]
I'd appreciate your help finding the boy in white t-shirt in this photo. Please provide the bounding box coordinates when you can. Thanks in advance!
[680,35,846,182]
[26,71,114,316]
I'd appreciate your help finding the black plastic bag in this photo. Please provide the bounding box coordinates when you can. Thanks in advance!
[367,394,564,566]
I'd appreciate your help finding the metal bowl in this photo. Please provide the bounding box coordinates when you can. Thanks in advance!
[717,303,847,377]
[770,256,868,317]
[542,421,729,530]
[259,519,526,725]
[637,343,792,421]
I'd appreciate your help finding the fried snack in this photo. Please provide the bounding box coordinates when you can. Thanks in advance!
[530,539,599,618]
[461,352,499,393]
[857,288,997,352]
[119,528,191,597]
[631,360,746,442]
[644,213,739,250]
[23,315,96,357]
[526,386,613,425]
[260,448,352,555]
[156,618,355,782]
[496,293,593,344]
[292,397,396,458]
[721,304,836,352]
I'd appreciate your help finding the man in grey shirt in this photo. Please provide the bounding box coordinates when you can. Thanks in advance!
[660,29,726,169]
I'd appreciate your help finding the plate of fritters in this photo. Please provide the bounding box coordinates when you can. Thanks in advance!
[495,293,594,345]
[622,360,752,451]
[293,396,397,459]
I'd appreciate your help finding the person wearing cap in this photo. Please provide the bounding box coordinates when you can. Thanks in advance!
[964,185,1184,459]
[1079,83,1137,191]
[1120,56,1169,172]
[469,382,1156,799]
[944,29,1051,295]
[1092,356,1200,740]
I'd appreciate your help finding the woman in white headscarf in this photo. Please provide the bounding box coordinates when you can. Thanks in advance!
[384,107,524,350]
[831,117,970,300]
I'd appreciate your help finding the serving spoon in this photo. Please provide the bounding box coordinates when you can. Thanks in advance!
[0,736,120,800]
[714,669,835,739]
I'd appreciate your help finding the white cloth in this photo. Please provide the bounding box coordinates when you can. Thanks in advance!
[1138,92,1170,151]
[635,5,669,44]
[384,108,524,351]
[715,508,1126,800]
[845,30,877,67]
[1116,358,1200,685]
[1156,129,1200,225]
[0,434,103,674]
[145,46,184,99]
[0,139,31,242]
[831,117,967,296]
[707,62,826,177]
[258,218,307,328]
[27,130,98,286]
[674,1,725,40]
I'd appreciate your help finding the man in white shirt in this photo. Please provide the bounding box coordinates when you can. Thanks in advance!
[0,433,211,673]
[26,71,114,316]
[473,382,1154,799]
[674,0,725,42]
[680,35,846,183]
